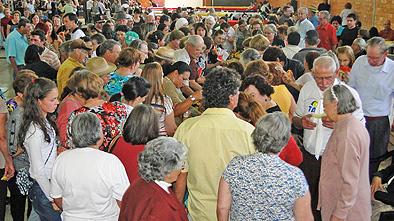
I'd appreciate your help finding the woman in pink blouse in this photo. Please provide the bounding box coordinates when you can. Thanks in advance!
[319,85,371,221]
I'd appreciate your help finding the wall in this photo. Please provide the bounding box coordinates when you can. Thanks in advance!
[270,0,394,30]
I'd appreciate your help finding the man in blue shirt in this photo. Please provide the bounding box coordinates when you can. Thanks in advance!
[348,37,394,179]
[5,18,31,75]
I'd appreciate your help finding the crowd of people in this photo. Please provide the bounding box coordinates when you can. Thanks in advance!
[0,0,394,220]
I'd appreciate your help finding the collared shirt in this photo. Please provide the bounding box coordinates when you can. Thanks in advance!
[296,19,315,49]
[295,79,365,158]
[41,47,61,70]
[70,28,86,40]
[174,108,255,221]
[5,29,29,65]
[348,55,394,117]
[282,44,301,59]
[154,180,172,194]
[57,57,84,96]
[317,23,338,51]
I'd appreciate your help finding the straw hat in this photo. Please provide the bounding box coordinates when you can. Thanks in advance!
[70,39,93,51]
[154,47,175,63]
[86,57,117,77]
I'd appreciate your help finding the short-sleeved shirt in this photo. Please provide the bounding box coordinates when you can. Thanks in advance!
[223,153,308,221]
[5,29,29,65]
[104,72,131,97]
[340,26,359,46]
[67,101,131,151]
[50,148,130,221]
[317,23,338,51]
[57,57,84,96]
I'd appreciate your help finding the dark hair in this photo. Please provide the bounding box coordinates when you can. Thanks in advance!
[305,51,320,69]
[369,27,379,38]
[115,24,129,33]
[179,26,191,36]
[212,29,225,38]
[227,61,244,77]
[240,75,274,97]
[162,61,191,76]
[193,22,207,37]
[24,45,44,64]
[262,46,286,62]
[63,13,78,23]
[287,32,300,45]
[330,15,342,25]
[80,35,91,42]
[305,30,319,46]
[147,30,164,44]
[91,33,106,45]
[203,67,241,108]
[345,2,352,9]
[220,22,230,30]
[31,29,46,41]
[122,104,159,145]
[110,76,151,102]
[346,13,357,21]
[18,18,30,29]
[203,36,214,50]
[102,23,114,39]
[159,14,170,24]
[157,23,167,32]
[99,39,120,56]
[18,78,58,149]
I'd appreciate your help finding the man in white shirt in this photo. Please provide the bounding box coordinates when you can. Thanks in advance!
[282,31,301,59]
[296,7,315,49]
[293,56,364,221]
[51,112,129,221]
[63,12,85,40]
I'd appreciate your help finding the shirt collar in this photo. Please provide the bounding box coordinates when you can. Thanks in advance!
[154,180,172,193]
[202,108,236,117]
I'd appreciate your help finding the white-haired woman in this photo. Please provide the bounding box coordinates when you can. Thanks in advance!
[319,85,371,221]
[119,137,188,221]
[217,112,313,221]
[51,112,130,220]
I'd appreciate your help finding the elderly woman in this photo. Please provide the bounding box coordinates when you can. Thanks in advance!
[319,85,371,221]
[263,24,285,47]
[217,112,313,221]
[118,137,188,221]
[51,112,130,220]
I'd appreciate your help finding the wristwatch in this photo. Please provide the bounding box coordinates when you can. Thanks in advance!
[189,95,196,101]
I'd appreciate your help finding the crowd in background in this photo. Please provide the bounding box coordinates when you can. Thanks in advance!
[0,0,394,220]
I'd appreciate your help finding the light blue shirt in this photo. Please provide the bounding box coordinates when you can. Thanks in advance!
[296,18,315,49]
[5,29,29,66]
[348,55,394,116]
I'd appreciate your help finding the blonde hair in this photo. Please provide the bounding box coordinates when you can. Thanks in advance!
[69,70,104,100]
[244,60,272,82]
[235,92,267,125]
[249,34,270,52]
[142,62,164,105]
[335,45,355,67]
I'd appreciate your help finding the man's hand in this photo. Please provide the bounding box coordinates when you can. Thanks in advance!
[371,176,383,199]
[192,90,203,101]
[302,114,317,129]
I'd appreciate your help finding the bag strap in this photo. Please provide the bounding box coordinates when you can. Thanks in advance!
[107,134,121,153]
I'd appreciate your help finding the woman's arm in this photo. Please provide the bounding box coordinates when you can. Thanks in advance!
[217,177,232,221]
[294,191,314,221]
[164,112,177,136]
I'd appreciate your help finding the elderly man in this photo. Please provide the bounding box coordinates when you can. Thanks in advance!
[316,10,337,51]
[63,13,85,40]
[57,39,92,96]
[293,56,364,221]
[351,38,367,59]
[5,18,31,74]
[29,29,61,70]
[174,35,205,92]
[51,112,129,220]
[348,37,394,178]
[174,67,255,221]
[379,20,394,41]
[295,7,315,49]
[98,39,121,65]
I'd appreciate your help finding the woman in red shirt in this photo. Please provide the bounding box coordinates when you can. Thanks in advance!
[111,104,159,184]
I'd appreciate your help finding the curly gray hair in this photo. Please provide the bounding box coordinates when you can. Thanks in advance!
[138,137,187,182]
[252,112,291,154]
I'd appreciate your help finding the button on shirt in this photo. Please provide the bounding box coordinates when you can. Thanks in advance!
[348,55,394,117]
[5,29,29,65]
[317,23,338,51]
[295,79,365,158]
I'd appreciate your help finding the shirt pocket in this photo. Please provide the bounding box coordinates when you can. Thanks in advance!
[372,80,390,101]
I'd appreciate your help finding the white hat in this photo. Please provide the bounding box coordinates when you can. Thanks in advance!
[175,18,188,30]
